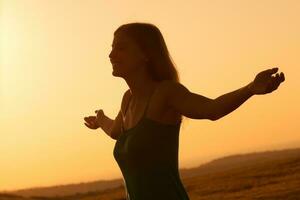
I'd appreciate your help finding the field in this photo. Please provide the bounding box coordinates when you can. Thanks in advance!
[2,148,300,200]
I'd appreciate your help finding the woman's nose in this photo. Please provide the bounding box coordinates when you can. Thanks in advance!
[109,50,115,60]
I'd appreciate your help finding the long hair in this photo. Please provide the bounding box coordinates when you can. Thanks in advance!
[114,22,180,82]
[114,22,187,124]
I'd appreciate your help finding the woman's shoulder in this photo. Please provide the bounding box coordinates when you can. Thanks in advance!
[156,80,186,96]
[158,79,183,88]
[156,80,183,124]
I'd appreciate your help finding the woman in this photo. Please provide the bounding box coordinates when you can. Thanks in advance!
[84,22,285,200]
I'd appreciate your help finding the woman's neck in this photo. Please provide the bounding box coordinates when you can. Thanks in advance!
[125,70,159,100]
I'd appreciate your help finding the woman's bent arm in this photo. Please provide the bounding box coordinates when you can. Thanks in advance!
[98,114,115,138]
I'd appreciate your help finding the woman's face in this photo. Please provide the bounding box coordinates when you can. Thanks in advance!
[109,32,148,78]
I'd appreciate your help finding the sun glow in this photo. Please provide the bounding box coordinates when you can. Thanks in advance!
[1,0,299,192]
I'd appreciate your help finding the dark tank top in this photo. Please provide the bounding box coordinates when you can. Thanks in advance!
[113,88,190,200]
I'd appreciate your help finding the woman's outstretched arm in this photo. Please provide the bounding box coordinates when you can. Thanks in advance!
[164,67,285,121]
[213,67,285,120]
[211,82,253,120]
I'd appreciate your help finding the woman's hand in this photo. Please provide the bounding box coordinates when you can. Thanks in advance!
[84,109,105,130]
[248,67,285,95]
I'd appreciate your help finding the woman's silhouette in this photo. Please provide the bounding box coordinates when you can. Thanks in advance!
[84,22,285,200]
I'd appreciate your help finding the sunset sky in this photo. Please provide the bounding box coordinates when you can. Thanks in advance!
[1,0,299,192]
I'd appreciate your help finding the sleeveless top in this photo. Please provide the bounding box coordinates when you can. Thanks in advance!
[113,88,190,200]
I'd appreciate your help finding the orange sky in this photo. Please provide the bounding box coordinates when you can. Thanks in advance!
[1,0,300,192]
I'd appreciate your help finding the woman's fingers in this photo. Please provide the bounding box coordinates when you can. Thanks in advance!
[84,116,98,128]
[280,72,285,82]
[272,78,280,90]
[84,116,95,122]
[267,74,282,93]
[265,67,278,75]
[84,122,97,129]
[274,72,285,86]
[95,109,104,117]
[84,122,93,129]
[84,117,91,123]
[84,112,102,129]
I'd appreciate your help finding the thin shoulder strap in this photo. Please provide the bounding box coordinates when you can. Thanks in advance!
[124,94,132,118]
[121,93,132,132]
[121,86,156,132]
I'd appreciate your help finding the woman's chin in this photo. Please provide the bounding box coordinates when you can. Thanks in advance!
[112,69,122,77]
